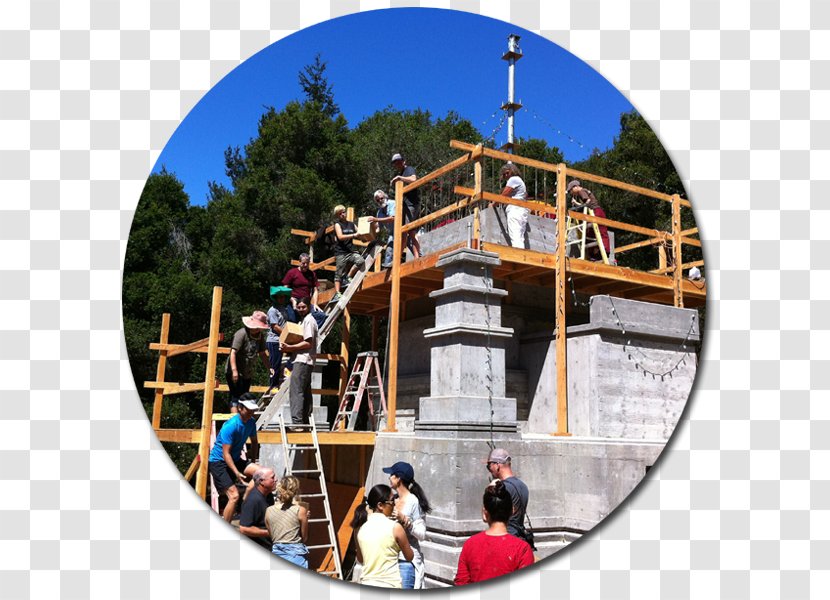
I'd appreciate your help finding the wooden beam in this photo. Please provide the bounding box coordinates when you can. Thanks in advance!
[149,342,231,355]
[340,307,350,401]
[565,166,685,206]
[151,313,170,429]
[565,208,664,239]
[144,381,209,395]
[614,236,667,255]
[196,286,223,500]
[401,194,479,234]
[672,194,683,308]
[554,164,570,436]
[401,150,474,195]
[184,453,200,482]
[155,429,378,446]
[451,140,559,174]
[386,180,404,433]
[650,259,706,276]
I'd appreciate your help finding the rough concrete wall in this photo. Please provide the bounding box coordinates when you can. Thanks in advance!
[367,433,665,585]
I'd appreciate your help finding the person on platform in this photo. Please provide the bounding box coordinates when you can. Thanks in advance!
[500,163,529,249]
[265,286,292,391]
[279,297,317,427]
[390,153,421,259]
[566,179,610,261]
[351,484,414,588]
[454,480,534,585]
[367,190,397,269]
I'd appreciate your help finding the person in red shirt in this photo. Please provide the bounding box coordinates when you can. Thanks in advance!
[454,480,534,585]
[281,253,326,327]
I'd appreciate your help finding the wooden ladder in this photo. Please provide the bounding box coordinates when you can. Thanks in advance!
[332,351,387,431]
[565,205,610,264]
[276,413,343,579]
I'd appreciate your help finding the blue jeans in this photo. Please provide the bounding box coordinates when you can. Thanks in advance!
[399,560,415,589]
[266,341,282,389]
[272,543,309,568]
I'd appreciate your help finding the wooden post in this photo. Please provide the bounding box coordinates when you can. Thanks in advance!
[386,180,404,432]
[473,152,483,249]
[554,165,571,436]
[195,286,223,500]
[671,194,683,308]
[339,307,351,399]
[151,313,171,429]
[658,242,667,273]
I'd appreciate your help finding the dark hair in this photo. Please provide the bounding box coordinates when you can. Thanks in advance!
[296,296,311,308]
[350,484,392,529]
[483,480,513,524]
[407,480,432,515]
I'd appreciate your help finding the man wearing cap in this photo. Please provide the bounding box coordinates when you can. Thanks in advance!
[390,153,421,259]
[367,190,397,269]
[280,296,318,427]
[566,179,610,261]
[226,310,272,413]
[238,466,277,549]
[281,253,327,327]
[208,393,262,523]
[266,286,293,391]
[486,448,533,549]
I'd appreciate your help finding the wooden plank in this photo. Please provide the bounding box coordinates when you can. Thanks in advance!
[149,343,231,355]
[401,194,479,234]
[401,151,474,195]
[565,208,664,239]
[184,453,200,482]
[164,336,212,358]
[478,242,557,269]
[680,236,702,248]
[196,286,223,500]
[144,381,209,395]
[155,429,378,446]
[454,186,557,215]
[614,236,667,255]
[554,165,570,436]
[451,140,560,174]
[339,307,350,401]
[565,166,684,205]
[672,195,683,307]
[650,259,706,276]
[151,313,170,429]
[291,228,316,242]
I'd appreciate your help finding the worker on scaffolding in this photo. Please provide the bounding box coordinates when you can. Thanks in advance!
[266,286,293,392]
[390,153,422,259]
[566,179,610,261]
[368,189,396,268]
[332,204,366,302]
[499,163,529,249]
[281,253,327,328]
[208,393,261,523]
[226,310,272,413]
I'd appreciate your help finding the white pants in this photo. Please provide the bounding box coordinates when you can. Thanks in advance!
[505,205,529,249]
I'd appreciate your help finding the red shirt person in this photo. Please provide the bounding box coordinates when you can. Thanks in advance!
[281,253,321,313]
[454,480,534,585]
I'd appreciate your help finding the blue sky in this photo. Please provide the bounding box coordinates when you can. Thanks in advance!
[152,8,635,205]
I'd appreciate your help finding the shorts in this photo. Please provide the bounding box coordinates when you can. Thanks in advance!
[335,252,363,283]
[208,458,250,493]
[403,199,420,224]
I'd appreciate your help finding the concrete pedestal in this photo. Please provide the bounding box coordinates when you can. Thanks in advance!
[415,248,518,436]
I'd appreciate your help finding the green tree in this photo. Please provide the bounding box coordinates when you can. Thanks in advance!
[298,53,339,117]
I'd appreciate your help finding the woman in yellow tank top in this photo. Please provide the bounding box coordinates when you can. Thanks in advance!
[350,484,414,587]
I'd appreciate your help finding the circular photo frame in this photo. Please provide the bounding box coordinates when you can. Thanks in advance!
[124,7,706,589]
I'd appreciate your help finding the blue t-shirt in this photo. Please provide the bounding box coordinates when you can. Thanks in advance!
[208,414,257,463]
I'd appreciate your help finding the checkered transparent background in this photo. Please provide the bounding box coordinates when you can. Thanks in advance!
[0,0,824,598]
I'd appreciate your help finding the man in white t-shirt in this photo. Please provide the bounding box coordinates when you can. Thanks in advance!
[279,296,318,427]
[500,163,528,249]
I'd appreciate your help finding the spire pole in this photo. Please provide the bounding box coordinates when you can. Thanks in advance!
[501,33,523,153]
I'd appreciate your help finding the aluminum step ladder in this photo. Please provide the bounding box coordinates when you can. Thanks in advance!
[255,242,384,432]
[277,413,343,579]
[332,351,387,431]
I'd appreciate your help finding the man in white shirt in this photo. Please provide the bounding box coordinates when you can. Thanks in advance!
[279,296,318,427]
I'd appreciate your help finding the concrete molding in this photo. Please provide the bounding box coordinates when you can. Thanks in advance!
[429,283,509,299]
[423,323,514,339]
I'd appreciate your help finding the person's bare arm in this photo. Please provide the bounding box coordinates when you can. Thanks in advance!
[393,522,414,562]
[223,444,246,482]
[334,222,357,242]
[298,505,309,543]
[229,349,239,382]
